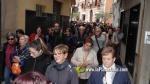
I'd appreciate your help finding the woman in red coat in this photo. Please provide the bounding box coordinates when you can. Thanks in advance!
[28,26,45,43]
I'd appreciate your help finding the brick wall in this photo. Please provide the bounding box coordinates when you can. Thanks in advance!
[105,0,113,24]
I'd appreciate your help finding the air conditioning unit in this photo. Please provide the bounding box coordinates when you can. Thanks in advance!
[110,7,114,14]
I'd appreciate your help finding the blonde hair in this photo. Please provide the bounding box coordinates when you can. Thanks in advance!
[53,44,68,54]
[101,46,116,58]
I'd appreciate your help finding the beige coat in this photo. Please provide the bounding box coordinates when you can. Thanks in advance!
[71,47,99,79]
[106,32,119,44]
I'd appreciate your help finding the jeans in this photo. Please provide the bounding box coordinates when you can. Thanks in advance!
[4,66,12,84]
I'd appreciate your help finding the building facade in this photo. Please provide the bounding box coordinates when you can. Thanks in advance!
[0,0,75,82]
[112,0,150,83]
[0,0,75,49]
[76,0,112,23]
[111,0,121,28]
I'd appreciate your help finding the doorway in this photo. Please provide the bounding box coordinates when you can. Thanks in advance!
[125,4,141,77]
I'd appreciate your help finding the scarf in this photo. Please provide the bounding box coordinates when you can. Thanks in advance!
[52,59,69,70]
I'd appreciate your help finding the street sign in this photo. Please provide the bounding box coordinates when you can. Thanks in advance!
[73,7,78,13]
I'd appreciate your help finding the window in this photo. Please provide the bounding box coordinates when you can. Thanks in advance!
[36,4,46,17]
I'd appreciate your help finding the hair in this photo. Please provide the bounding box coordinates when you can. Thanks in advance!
[29,38,53,55]
[108,27,114,32]
[54,23,59,27]
[79,26,85,30]
[66,28,72,32]
[12,71,48,84]
[16,29,25,35]
[35,26,42,33]
[94,26,101,32]
[20,35,29,42]
[101,46,116,58]
[47,27,53,32]
[83,37,93,46]
[6,32,16,39]
[53,44,69,54]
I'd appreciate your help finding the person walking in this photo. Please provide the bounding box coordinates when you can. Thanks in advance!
[87,46,131,84]
[45,44,78,84]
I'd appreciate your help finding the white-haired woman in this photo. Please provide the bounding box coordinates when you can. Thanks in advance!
[12,35,30,68]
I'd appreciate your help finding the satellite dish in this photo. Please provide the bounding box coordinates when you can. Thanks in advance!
[73,7,78,13]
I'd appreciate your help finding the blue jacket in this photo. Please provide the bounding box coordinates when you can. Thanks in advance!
[87,65,131,84]
[12,44,29,67]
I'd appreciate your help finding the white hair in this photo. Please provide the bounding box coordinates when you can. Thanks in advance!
[79,26,85,30]
[20,35,29,42]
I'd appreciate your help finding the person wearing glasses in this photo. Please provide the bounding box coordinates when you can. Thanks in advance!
[87,46,131,84]
[3,32,17,84]
[21,38,53,75]
[45,44,78,84]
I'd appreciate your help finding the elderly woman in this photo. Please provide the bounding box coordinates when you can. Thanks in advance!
[91,26,106,53]
[71,37,99,84]
[75,26,88,48]
[87,46,131,84]
[91,26,106,65]
[12,35,30,67]
[3,32,17,84]
[45,44,78,84]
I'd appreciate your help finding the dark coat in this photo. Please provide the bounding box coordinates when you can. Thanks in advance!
[45,60,78,84]
[87,65,131,84]
[52,31,64,48]
[21,53,52,75]
[64,34,76,53]
[75,34,88,48]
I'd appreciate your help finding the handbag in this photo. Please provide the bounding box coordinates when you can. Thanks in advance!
[76,66,86,73]
[11,62,21,75]
[11,46,28,75]
[95,35,103,65]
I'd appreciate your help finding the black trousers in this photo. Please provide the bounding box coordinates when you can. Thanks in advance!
[79,78,88,84]
[97,48,102,65]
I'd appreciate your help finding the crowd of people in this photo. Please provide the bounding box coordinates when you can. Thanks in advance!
[2,21,130,84]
